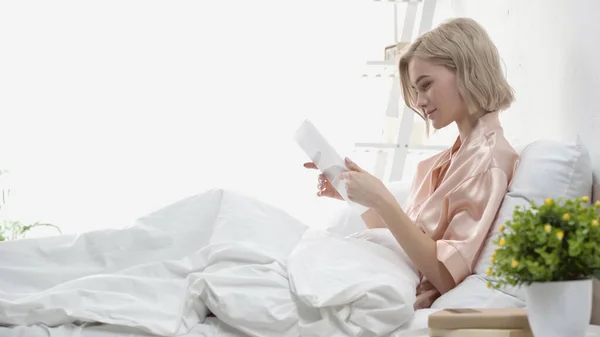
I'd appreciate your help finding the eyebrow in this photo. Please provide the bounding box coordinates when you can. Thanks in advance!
[411,75,429,88]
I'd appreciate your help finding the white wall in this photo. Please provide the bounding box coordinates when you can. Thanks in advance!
[439,0,600,177]
[3,1,600,236]
[0,1,401,234]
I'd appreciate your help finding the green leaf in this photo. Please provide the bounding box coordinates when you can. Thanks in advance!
[0,220,62,241]
[494,198,600,285]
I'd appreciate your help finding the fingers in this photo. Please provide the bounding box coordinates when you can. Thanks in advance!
[306,160,363,173]
[303,162,317,170]
[317,181,328,196]
[344,157,365,173]
[317,174,328,189]
[317,174,333,197]
[339,171,355,180]
[317,186,326,196]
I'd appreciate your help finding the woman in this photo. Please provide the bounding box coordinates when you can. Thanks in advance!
[304,17,519,309]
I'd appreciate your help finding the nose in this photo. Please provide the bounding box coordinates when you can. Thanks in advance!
[416,92,428,113]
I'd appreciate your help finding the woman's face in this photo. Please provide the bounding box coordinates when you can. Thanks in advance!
[408,57,468,130]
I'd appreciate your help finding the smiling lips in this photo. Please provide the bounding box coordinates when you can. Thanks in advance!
[426,109,437,116]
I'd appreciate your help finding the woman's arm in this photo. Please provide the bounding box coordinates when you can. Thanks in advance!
[372,168,509,295]
[373,195,456,293]
[340,158,509,295]
[361,208,387,229]
[338,158,453,289]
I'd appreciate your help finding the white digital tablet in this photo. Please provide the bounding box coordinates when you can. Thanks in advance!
[294,119,368,215]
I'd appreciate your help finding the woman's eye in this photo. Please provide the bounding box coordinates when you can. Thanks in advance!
[421,82,431,90]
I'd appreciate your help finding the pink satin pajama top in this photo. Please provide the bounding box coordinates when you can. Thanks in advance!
[404,111,519,309]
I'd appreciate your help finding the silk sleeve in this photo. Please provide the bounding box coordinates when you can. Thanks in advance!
[436,167,509,288]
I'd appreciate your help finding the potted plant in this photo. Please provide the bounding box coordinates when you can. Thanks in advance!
[0,220,62,241]
[488,196,600,337]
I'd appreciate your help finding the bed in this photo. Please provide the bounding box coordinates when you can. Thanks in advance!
[0,138,595,337]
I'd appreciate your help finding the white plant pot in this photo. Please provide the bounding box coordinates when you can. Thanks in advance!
[525,279,592,337]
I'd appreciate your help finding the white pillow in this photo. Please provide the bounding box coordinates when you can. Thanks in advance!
[474,138,593,300]
[326,180,412,237]
[431,275,526,309]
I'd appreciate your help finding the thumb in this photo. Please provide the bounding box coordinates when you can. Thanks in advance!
[344,157,365,173]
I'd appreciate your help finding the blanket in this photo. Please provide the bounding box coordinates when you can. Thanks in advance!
[0,189,419,336]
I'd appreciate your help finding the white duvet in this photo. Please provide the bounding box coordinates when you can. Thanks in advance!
[0,189,422,337]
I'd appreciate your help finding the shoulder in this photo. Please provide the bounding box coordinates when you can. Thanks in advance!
[482,129,519,180]
[462,112,519,180]
[451,127,518,186]
[446,131,517,205]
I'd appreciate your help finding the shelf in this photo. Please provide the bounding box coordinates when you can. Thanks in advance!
[355,142,447,151]
[361,60,398,78]
[373,0,422,3]
[366,60,396,66]
[356,142,402,149]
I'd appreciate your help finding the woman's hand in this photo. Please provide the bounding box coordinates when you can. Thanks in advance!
[340,157,393,209]
[303,162,343,200]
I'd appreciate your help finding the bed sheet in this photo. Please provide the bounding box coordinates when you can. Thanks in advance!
[0,317,241,337]
[0,311,435,337]
[0,189,422,337]
[0,188,529,337]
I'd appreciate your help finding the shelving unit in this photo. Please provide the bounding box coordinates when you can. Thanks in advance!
[361,61,398,78]
[356,0,438,182]
[372,0,423,4]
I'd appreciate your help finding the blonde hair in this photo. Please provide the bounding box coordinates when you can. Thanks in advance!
[398,17,514,122]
